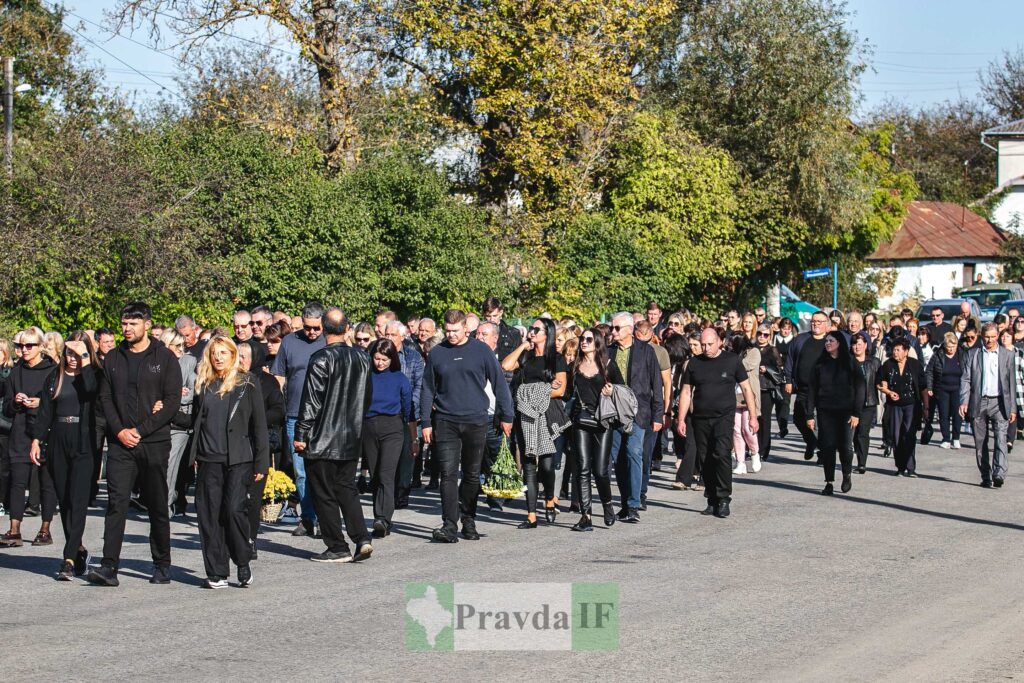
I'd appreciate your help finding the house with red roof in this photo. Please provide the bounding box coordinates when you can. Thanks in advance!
[867,200,1006,310]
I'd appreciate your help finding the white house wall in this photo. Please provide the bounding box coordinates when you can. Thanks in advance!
[869,259,1002,311]
[992,186,1024,232]
[997,140,1024,187]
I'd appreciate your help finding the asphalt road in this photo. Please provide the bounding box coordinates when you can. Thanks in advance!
[2,427,1023,682]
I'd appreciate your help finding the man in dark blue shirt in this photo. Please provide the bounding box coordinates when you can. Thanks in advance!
[421,309,513,543]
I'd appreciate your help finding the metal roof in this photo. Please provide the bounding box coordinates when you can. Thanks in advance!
[867,201,1006,261]
[982,119,1024,136]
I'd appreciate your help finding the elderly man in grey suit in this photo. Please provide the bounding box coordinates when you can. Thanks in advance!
[959,323,1018,488]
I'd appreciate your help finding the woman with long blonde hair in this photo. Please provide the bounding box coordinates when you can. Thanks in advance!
[187,336,269,588]
[42,331,64,364]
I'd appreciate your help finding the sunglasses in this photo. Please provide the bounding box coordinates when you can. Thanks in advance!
[15,343,38,350]
[668,321,682,327]
[611,325,630,332]
[757,332,771,337]
[581,336,595,343]
[303,325,322,332]
[356,336,371,343]
[528,326,544,334]
[251,320,265,327]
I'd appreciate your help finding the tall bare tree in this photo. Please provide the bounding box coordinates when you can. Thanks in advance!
[110,0,377,172]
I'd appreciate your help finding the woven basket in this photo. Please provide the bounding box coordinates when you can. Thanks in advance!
[260,501,284,523]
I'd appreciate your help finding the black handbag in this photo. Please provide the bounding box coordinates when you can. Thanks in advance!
[571,384,600,429]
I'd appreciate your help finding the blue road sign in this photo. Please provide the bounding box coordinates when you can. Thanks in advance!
[803,268,831,279]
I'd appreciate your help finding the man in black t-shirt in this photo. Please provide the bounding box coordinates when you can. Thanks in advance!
[678,329,758,519]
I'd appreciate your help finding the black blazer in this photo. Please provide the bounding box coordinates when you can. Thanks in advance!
[187,373,270,472]
[608,340,665,430]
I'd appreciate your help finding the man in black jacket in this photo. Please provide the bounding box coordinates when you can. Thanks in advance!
[607,312,664,523]
[482,296,522,362]
[784,310,830,460]
[293,308,374,563]
[88,302,182,587]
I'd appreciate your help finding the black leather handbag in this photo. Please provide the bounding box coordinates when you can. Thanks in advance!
[571,385,600,429]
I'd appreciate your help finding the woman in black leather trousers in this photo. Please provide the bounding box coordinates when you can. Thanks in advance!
[569,328,625,531]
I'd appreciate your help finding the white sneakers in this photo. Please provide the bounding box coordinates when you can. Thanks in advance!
[940,441,951,449]
[952,440,961,449]
[750,453,762,473]
[732,453,748,475]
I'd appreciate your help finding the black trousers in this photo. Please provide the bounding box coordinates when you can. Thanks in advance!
[674,414,701,486]
[793,393,817,453]
[47,422,93,561]
[363,414,404,523]
[934,387,962,443]
[196,460,253,579]
[0,434,8,509]
[853,405,875,469]
[775,392,790,433]
[816,409,853,482]
[8,461,57,523]
[758,391,774,458]
[247,475,264,543]
[523,454,556,513]
[693,414,734,505]
[887,403,918,474]
[572,424,613,514]
[434,419,488,532]
[306,458,369,554]
[101,441,171,569]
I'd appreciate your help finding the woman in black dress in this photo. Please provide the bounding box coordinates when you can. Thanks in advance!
[0,328,58,548]
[29,332,98,579]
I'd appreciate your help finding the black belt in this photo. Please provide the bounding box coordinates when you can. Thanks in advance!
[57,416,81,423]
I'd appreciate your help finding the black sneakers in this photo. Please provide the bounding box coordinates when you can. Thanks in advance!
[56,560,75,582]
[87,565,120,587]
[460,517,480,541]
[714,501,731,518]
[149,565,171,584]
[238,565,253,587]
[310,550,353,563]
[431,527,459,543]
[372,519,390,538]
[73,548,90,576]
[353,543,374,562]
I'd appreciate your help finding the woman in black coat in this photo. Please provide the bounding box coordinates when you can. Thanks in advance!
[755,324,784,462]
[0,328,58,548]
[805,332,865,495]
[925,332,964,450]
[188,336,269,589]
[29,332,98,579]
[851,334,881,474]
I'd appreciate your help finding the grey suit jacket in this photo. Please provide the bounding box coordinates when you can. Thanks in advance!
[960,346,1017,419]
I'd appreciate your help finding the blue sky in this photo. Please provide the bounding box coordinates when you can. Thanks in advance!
[66,0,1023,119]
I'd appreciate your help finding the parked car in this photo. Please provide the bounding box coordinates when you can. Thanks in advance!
[996,299,1024,320]
[915,298,983,325]
[957,283,1024,322]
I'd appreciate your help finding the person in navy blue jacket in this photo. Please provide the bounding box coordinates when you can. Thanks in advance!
[364,338,414,538]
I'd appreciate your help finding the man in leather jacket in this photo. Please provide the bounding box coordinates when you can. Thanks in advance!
[293,308,374,563]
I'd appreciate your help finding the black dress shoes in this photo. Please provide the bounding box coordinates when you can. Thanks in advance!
[701,504,717,516]
[994,477,1005,488]
[516,518,538,529]
[602,503,617,527]
[840,475,852,494]
[981,480,993,488]
[571,516,593,532]
[431,527,459,543]
[714,502,730,518]
[821,483,834,496]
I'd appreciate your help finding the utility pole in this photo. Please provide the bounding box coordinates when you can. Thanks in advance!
[3,56,13,179]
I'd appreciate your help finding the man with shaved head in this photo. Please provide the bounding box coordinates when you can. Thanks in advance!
[677,328,758,519]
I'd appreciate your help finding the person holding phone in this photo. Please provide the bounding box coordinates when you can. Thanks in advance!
[29,332,98,579]
[0,327,58,547]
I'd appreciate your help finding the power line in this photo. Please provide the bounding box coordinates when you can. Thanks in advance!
[62,21,179,97]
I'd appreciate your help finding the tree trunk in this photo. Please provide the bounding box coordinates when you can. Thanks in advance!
[312,0,356,173]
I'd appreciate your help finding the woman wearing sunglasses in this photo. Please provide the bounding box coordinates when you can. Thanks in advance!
[567,327,625,529]
[754,324,783,462]
[0,327,59,548]
[501,318,567,529]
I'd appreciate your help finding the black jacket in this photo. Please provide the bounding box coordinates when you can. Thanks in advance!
[294,342,372,461]
[497,321,523,362]
[2,358,58,459]
[854,357,881,408]
[757,343,784,390]
[256,371,285,428]
[187,373,270,472]
[32,365,99,453]
[608,340,665,430]
[805,357,866,417]
[98,339,182,443]
[925,348,965,392]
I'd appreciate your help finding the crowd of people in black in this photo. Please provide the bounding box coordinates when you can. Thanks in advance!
[0,296,1017,587]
